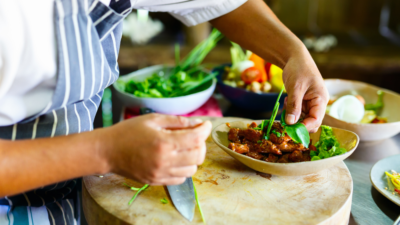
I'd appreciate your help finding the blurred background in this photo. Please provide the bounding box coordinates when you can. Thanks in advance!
[95,0,400,127]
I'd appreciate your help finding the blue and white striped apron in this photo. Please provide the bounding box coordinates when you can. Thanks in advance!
[0,0,131,224]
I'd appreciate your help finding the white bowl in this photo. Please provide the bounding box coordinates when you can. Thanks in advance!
[113,65,216,115]
[323,79,400,142]
[212,120,359,176]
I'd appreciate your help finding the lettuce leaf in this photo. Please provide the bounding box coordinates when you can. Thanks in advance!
[311,125,347,161]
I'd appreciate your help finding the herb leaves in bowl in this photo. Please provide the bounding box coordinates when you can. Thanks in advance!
[118,29,223,98]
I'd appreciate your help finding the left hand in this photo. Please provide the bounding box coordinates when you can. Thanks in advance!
[282,50,329,133]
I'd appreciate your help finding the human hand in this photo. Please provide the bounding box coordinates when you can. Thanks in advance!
[99,114,212,185]
[282,50,329,133]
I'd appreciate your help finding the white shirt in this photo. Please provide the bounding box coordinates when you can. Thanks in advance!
[0,0,246,126]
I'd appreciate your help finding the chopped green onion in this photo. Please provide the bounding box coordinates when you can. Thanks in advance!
[265,86,285,139]
[128,184,149,205]
[123,183,141,191]
[192,180,206,224]
[160,198,168,204]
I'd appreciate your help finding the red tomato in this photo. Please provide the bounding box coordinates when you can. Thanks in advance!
[241,67,262,84]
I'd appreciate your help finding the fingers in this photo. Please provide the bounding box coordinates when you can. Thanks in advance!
[168,165,197,177]
[149,114,203,129]
[302,97,326,132]
[168,144,207,167]
[285,87,306,125]
[150,177,187,186]
[166,120,212,149]
[149,166,198,185]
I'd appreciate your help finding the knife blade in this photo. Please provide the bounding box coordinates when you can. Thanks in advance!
[138,108,196,221]
[167,177,196,221]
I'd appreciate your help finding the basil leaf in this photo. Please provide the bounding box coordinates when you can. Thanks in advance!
[284,123,310,148]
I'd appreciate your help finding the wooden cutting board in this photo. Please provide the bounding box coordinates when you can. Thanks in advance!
[83,117,353,225]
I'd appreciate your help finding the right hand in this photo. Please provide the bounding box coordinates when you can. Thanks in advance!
[99,113,212,185]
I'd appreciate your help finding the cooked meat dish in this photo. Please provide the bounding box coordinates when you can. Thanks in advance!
[227,122,316,163]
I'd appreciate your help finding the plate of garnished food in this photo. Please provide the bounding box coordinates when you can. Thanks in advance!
[323,79,400,141]
[212,87,359,176]
[370,154,400,207]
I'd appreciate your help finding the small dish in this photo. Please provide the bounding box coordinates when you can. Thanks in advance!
[211,120,359,176]
[323,79,400,142]
[370,154,400,207]
[113,65,216,115]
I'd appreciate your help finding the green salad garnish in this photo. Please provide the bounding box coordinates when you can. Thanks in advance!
[311,125,347,161]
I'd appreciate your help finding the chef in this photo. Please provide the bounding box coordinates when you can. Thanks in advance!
[0,0,328,224]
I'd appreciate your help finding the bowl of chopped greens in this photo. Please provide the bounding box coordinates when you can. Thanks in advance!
[212,88,359,176]
[323,79,400,142]
[113,29,222,115]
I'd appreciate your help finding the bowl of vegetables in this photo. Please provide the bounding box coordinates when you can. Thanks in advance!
[213,43,287,112]
[323,79,400,141]
[113,29,221,115]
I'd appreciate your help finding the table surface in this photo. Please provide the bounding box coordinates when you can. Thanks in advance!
[215,95,400,225]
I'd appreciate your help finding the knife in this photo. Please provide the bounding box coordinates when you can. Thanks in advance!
[139,108,196,221]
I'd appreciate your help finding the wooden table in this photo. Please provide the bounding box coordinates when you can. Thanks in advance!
[83,117,353,225]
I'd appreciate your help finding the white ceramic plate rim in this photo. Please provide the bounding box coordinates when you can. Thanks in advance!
[212,120,360,166]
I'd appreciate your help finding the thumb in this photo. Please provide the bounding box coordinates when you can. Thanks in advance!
[284,89,305,125]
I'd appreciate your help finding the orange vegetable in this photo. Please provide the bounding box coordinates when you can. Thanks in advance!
[249,53,267,82]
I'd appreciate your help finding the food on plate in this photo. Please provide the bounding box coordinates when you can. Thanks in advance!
[327,90,387,124]
[384,170,400,196]
[226,86,347,163]
[222,42,284,93]
[118,29,223,98]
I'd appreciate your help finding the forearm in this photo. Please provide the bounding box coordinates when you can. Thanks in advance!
[0,129,109,197]
[210,0,307,68]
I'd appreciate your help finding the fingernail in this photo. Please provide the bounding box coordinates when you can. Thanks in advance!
[190,118,203,126]
[286,114,296,124]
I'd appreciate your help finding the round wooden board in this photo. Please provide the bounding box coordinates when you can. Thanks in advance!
[83,117,353,225]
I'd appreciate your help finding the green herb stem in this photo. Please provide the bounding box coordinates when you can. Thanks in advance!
[192,180,206,224]
[128,184,149,205]
[123,183,141,191]
[265,86,285,139]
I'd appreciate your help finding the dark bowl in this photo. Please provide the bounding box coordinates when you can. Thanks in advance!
[213,64,287,112]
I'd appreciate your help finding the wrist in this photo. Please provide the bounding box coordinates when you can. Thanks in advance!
[90,128,112,175]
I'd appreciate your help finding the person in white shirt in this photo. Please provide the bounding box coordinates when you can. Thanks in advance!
[0,0,328,223]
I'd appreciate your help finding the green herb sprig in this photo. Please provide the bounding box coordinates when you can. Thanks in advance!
[255,86,310,147]
[123,183,149,205]
[264,86,285,139]
[192,180,206,224]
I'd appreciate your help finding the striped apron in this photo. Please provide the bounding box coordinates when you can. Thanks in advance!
[0,0,131,224]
